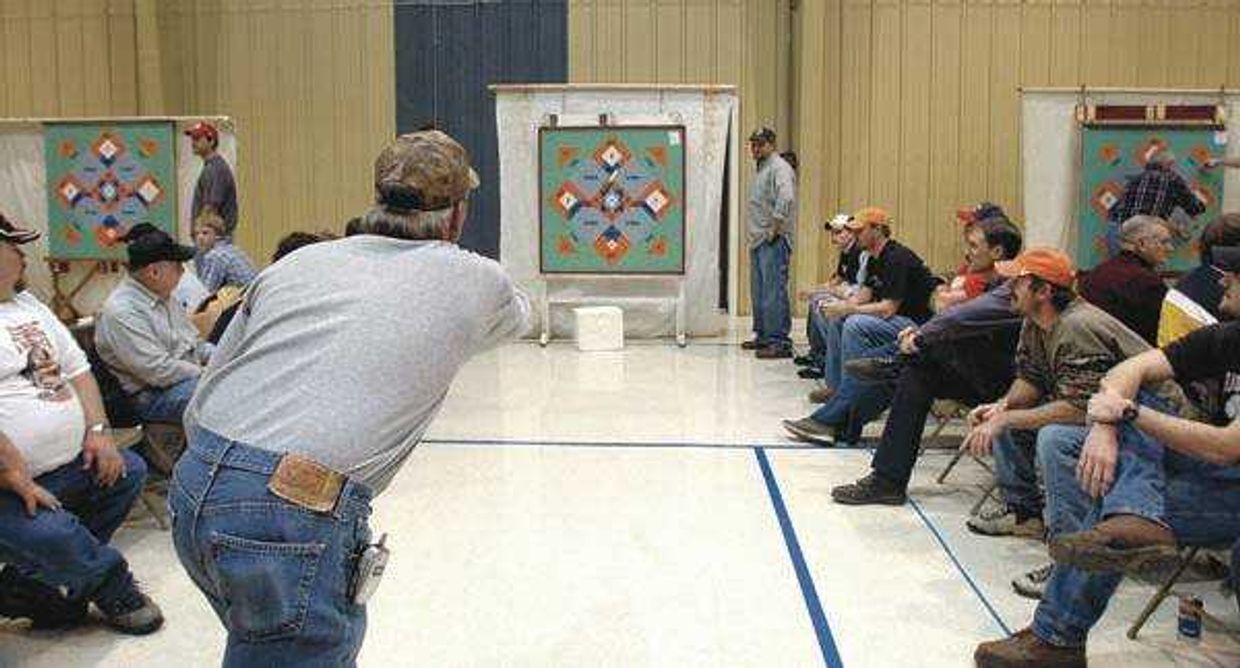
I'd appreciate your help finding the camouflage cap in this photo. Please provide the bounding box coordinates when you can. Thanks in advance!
[373,130,480,212]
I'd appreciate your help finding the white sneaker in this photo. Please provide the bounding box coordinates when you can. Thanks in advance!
[1012,563,1053,600]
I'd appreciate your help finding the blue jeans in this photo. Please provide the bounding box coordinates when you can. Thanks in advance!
[170,428,374,667]
[749,237,791,349]
[991,427,1053,516]
[1032,424,1240,647]
[133,376,198,424]
[811,310,845,388]
[810,313,915,441]
[0,450,146,606]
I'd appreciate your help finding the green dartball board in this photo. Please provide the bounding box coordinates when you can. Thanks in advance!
[539,126,685,274]
[44,122,178,260]
[1078,125,1225,272]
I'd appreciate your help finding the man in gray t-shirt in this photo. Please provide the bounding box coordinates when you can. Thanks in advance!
[186,122,238,236]
[170,130,530,665]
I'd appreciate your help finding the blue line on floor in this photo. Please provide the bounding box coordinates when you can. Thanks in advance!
[754,447,844,668]
[908,498,1011,636]
[421,436,874,452]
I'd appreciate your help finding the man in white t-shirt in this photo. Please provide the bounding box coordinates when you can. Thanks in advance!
[0,213,162,634]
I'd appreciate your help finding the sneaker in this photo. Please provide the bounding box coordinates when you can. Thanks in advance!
[741,339,761,350]
[808,387,835,403]
[782,417,838,445]
[96,584,164,635]
[1011,563,1054,600]
[974,627,1085,668]
[967,506,1046,540]
[797,367,824,380]
[0,569,88,630]
[832,473,907,506]
[844,356,904,383]
[793,354,817,367]
[1048,514,1180,581]
[755,345,792,359]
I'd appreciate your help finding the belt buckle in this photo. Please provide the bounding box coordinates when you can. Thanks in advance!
[267,453,345,513]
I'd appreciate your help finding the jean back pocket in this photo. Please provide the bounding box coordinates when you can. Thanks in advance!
[209,531,326,642]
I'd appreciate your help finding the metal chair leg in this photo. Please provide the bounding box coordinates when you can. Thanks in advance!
[936,448,968,484]
[1127,546,1199,640]
[969,479,998,517]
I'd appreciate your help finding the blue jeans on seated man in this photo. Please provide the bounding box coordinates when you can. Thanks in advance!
[990,427,1052,518]
[170,427,374,667]
[132,376,198,424]
[1031,419,1240,647]
[0,450,147,607]
[810,308,845,387]
[749,236,792,350]
[809,313,916,442]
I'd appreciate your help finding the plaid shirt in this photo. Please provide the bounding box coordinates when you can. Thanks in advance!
[194,240,257,293]
[1109,163,1205,223]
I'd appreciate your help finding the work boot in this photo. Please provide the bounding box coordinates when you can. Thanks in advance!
[0,569,88,630]
[741,339,761,350]
[793,354,817,367]
[797,367,824,380]
[1011,562,1054,600]
[974,627,1085,668]
[755,345,792,359]
[832,472,907,506]
[844,355,904,383]
[967,505,1046,540]
[808,387,835,403]
[96,583,164,635]
[782,417,838,446]
[1049,514,1179,581]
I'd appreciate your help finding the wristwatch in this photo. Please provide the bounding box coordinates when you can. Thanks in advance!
[1119,402,1140,424]
[87,423,109,434]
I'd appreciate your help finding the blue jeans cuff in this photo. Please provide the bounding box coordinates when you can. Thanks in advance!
[1032,603,1088,648]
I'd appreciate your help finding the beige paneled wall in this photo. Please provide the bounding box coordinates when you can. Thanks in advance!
[0,0,140,117]
[569,0,793,313]
[154,0,396,260]
[796,0,1240,306]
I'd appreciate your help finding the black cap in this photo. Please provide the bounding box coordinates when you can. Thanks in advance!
[0,212,40,245]
[1214,245,1240,273]
[123,223,195,269]
[748,127,776,144]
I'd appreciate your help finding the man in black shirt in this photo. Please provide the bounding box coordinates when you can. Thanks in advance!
[784,207,937,445]
[797,215,867,378]
[976,245,1240,667]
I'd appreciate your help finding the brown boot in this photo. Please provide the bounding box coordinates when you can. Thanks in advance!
[974,628,1085,668]
[808,387,835,403]
[1049,514,1180,581]
[755,345,792,359]
[741,339,761,350]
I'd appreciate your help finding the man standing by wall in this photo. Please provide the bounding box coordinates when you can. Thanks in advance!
[186,121,239,238]
[743,127,796,359]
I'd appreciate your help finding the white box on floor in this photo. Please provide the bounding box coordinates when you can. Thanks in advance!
[573,306,624,352]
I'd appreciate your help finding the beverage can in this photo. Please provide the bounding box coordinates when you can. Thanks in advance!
[1178,595,1203,640]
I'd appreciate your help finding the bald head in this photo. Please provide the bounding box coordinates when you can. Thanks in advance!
[1120,215,1172,266]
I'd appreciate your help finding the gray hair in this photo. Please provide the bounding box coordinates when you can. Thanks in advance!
[350,205,455,241]
[1119,215,1168,246]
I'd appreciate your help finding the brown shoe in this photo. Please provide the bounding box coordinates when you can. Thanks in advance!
[755,346,792,359]
[808,387,835,403]
[974,628,1085,668]
[741,339,761,350]
[1049,514,1180,581]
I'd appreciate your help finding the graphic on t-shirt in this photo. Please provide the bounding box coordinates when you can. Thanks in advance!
[7,322,72,402]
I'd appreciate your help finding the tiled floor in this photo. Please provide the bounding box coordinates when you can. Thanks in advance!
[3,322,1238,666]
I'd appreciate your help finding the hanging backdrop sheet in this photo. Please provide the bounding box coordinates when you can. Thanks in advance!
[1077,125,1225,271]
[539,126,686,274]
[44,122,177,260]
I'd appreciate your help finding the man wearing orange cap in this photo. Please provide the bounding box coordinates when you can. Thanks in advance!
[975,246,1240,666]
[186,121,238,237]
[783,207,937,445]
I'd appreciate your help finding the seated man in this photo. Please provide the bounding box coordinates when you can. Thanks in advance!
[1171,212,1240,326]
[934,202,1009,312]
[192,210,256,294]
[1079,215,1172,345]
[96,224,209,424]
[974,245,1240,667]
[0,214,161,633]
[829,215,1024,504]
[795,214,867,380]
[782,207,937,445]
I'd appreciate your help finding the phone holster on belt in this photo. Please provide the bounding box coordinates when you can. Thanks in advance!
[267,453,346,513]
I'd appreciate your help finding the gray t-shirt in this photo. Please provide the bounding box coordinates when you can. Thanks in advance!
[185,235,531,491]
[192,154,238,235]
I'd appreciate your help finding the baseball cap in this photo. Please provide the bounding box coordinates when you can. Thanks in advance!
[957,202,1007,226]
[748,127,777,144]
[844,206,893,231]
[373,130,480,212]
[184,121,219,142]
[122,223,196,270]
[995,247,1076,287]
[825,213,851,231]
[1214,245,1240,273]
[0,212,40,245]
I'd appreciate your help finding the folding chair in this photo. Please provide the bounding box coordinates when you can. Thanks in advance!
[110,426,170,530]
[1127,544,1237,640]
[924,399,999,515]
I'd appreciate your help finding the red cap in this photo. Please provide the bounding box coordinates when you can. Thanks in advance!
[995,247,1076,288]
[184,121,218,142]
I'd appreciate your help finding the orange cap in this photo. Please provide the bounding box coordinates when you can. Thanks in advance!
[845,206,893,230]
[955,207,977,226]
[995,247,1076,287]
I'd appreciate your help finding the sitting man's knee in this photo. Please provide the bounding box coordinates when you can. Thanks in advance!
[1035,424,1084,464]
